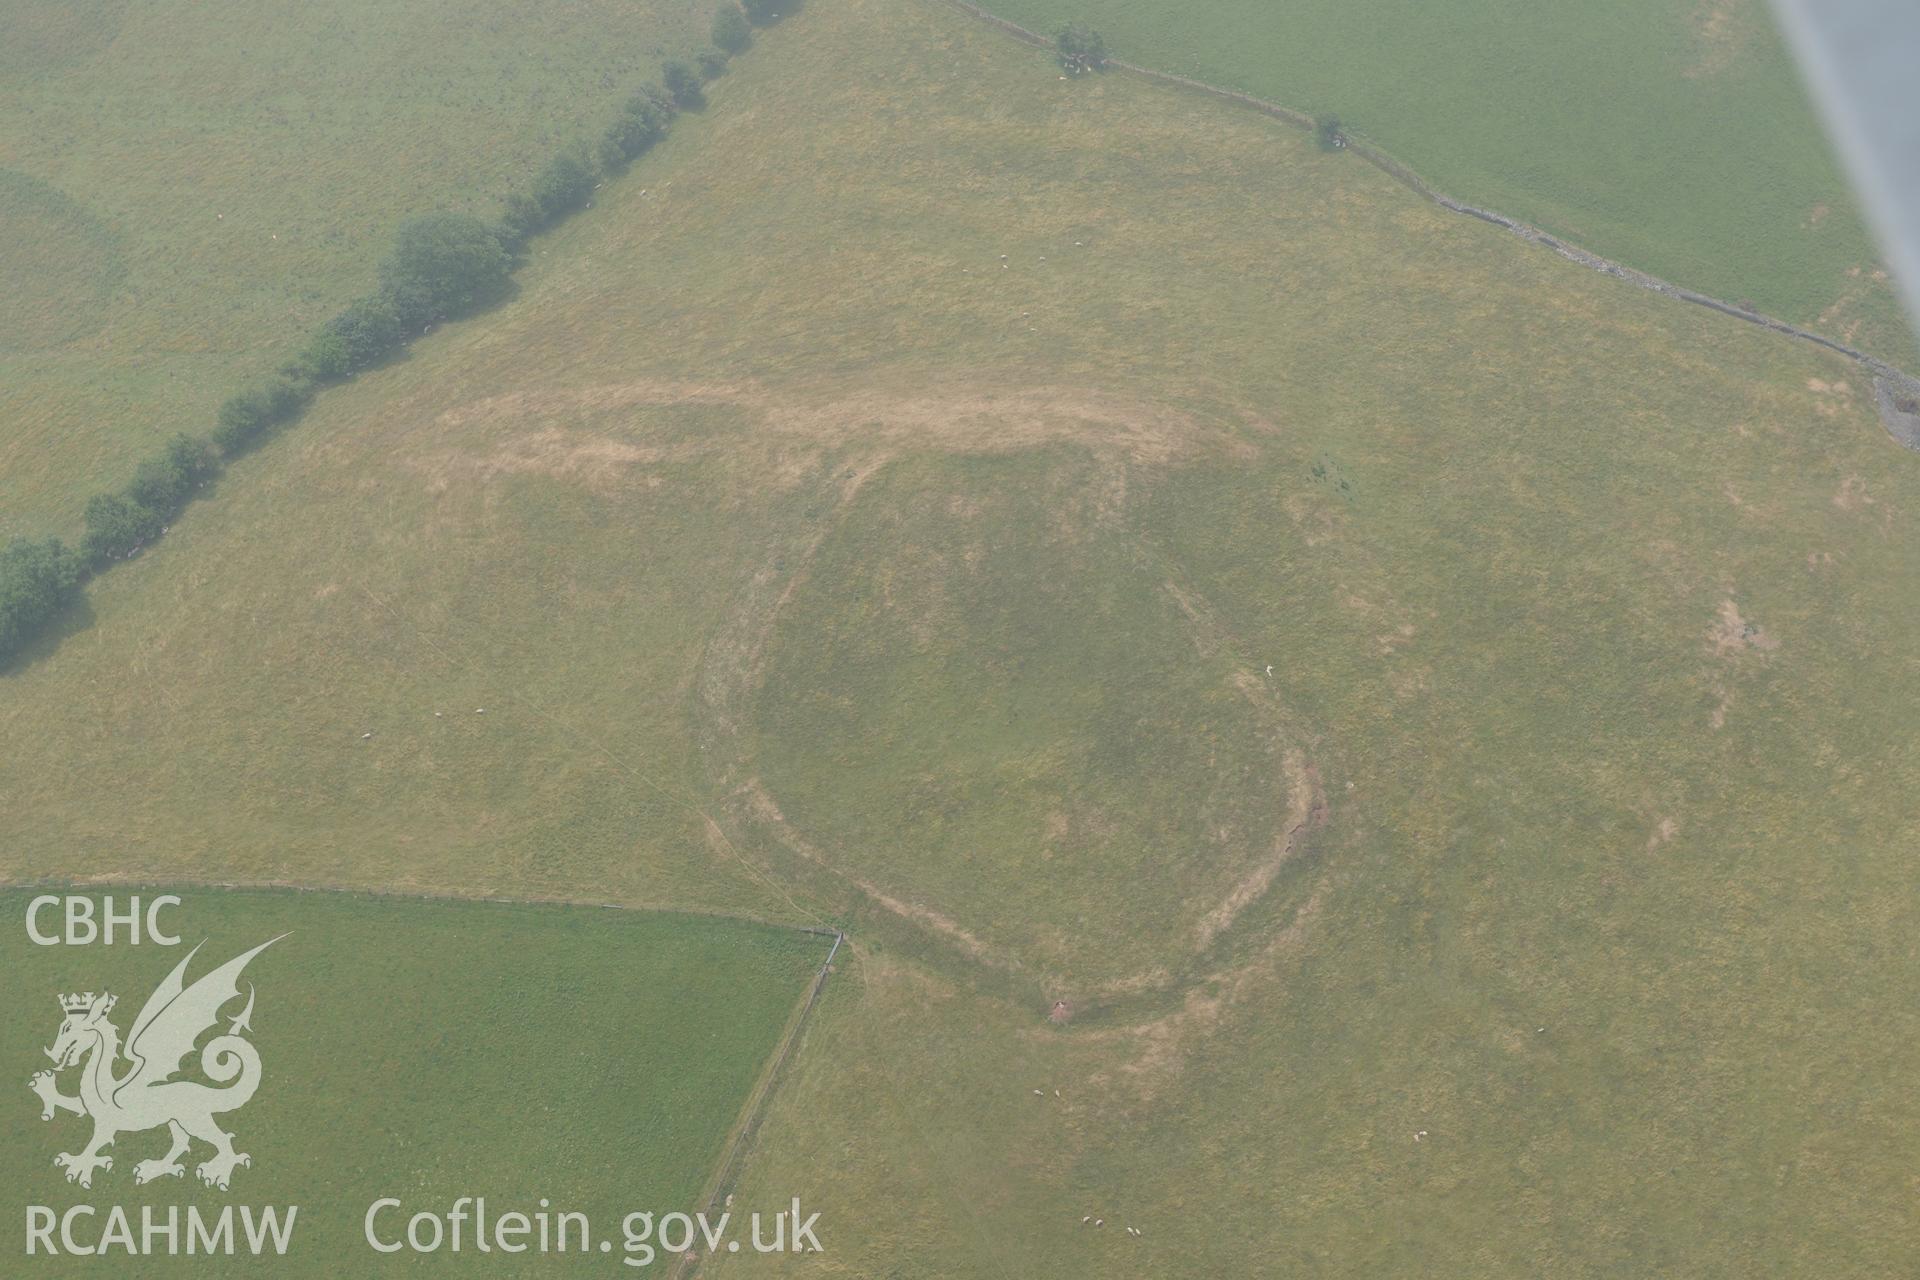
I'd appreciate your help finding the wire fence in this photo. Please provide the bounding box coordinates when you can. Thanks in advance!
[674,929,844,1279]
[926,0,1920,416]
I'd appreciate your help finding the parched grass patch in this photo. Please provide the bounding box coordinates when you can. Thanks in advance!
[0,887,830,1275]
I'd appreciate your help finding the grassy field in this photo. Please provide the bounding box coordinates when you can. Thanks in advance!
[0,887,830,1274]
[3,0,1919,1273]
[0,0,711,536]
[753,447,1312,984]
[978,0,1918,368]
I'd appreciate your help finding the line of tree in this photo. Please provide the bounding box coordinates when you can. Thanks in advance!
[0,6,760,669]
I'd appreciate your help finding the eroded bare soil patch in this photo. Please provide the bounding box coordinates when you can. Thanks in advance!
[423,376,1253,486]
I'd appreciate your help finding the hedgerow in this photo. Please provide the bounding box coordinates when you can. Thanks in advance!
[3,7,758,668]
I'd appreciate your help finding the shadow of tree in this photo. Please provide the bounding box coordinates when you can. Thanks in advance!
[0,591,96,678]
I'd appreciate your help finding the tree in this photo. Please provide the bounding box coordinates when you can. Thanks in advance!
[1314,113,1345,151]
[533,152,597,221]
[378,213,512,321]
[499,192,546,247]
[741,0,784,26]
[127,435,217,514]
[712,4,751,53]
[381,275,439,330]
[213,386,276,452]
[599,105,667,171]
[127,455,190,515]
[82,493,164,565]
[264,377,312,422]
[0,537,83,663]
[1057,22,1106,73]
[318,294,406,372]
[298,332,357,383]
[662,59,704,109]
[697,49,728,80]
[212,378,308,454]
[595,131,629,174]
[626,84,675,120]
[168,431,219,477]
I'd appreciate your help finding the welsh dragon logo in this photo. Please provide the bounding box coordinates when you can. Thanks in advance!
[28,936,283,1191]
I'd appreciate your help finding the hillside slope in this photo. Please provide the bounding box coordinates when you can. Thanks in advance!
[976,0,1917,368]
[0,0,708,533]
[4,0,1918,1272]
